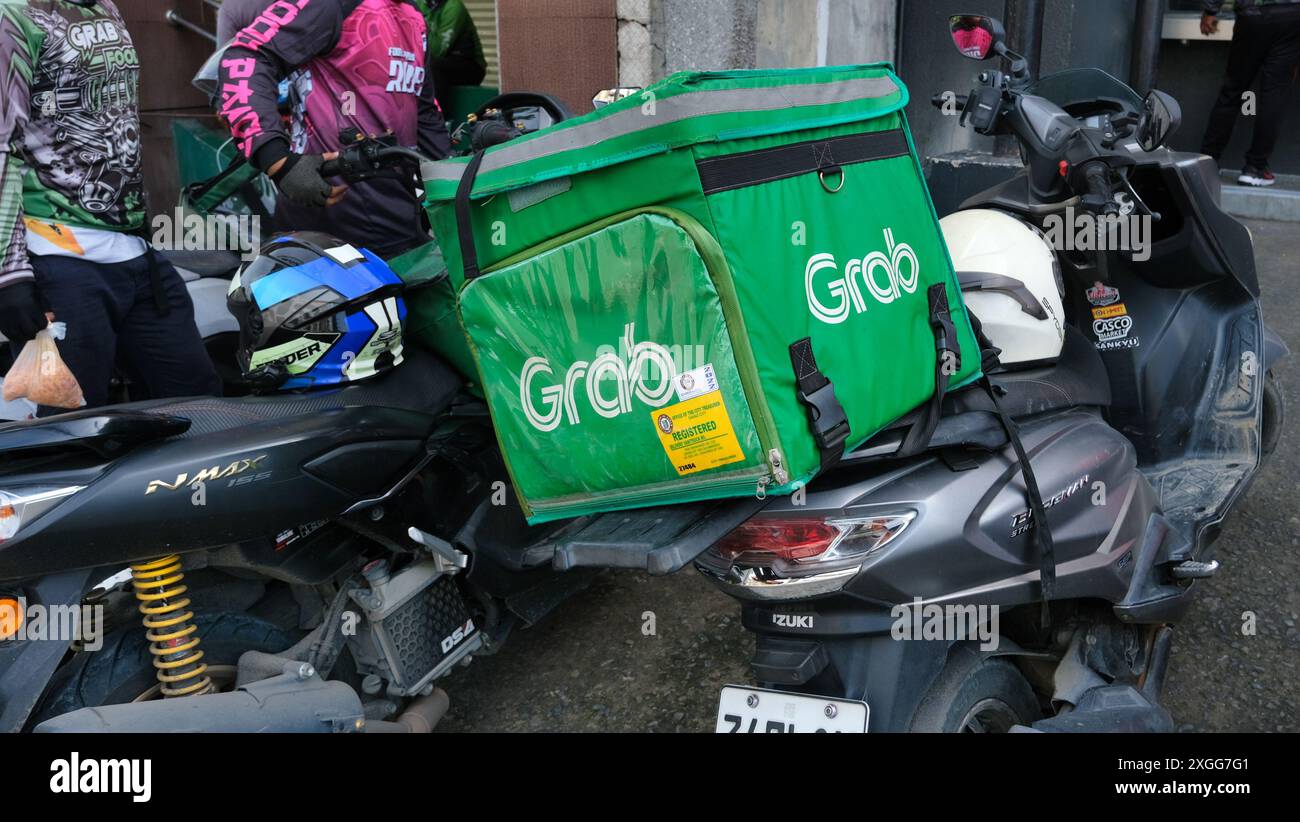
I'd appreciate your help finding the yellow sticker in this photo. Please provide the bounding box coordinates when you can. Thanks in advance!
[651,390,746,476]
[1091,303,1128,320]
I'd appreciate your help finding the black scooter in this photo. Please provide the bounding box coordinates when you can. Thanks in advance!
[0,92,758,733]
[690,15,1287,732]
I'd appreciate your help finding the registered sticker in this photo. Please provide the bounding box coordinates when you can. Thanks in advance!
[652,390,746,476]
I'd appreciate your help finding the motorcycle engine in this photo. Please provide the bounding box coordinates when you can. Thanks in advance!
[346,559,481,698]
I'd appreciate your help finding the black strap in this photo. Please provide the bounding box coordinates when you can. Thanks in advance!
[979,374,1057,626]
[789,337,850,469]
[697,129,910,195]
[899,283,959,456]
[455,149,488,280]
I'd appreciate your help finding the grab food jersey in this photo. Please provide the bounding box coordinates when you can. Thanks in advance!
[0,0,144,286]
[218,0,450,258]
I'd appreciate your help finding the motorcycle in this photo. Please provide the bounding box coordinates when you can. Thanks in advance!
[0,27,1284,733]
[0,91,757,733]
[690,15,1288,732]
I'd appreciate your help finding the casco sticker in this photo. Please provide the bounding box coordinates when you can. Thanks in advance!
[1093,316,1140,351]
[1085,281,1120,307]
[1093,316,1132,342]
[651,390,746,476]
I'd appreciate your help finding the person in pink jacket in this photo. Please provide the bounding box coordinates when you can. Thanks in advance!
[218,0,451,259]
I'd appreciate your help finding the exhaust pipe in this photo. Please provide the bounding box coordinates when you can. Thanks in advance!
[365,689,450,733]
[35,662,365,733]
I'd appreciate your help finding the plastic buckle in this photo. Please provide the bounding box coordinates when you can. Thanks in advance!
[797,381,850,452]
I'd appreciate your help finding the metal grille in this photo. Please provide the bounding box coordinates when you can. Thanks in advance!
[373,575,474,689]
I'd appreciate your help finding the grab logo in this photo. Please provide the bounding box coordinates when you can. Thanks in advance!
[520,323,677,432]
[806,228,920,324]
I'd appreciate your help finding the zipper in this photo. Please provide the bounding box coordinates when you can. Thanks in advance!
[464,206,790,497]
[768,448,788,485]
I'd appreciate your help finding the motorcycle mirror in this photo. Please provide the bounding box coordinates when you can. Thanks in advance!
[948,14,1004,60]
[1137,89,1182,152]
[592,87,641,108]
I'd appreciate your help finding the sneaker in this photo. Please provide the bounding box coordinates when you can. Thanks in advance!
[1238,165,1276,187]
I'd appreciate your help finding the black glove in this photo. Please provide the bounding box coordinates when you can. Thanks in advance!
[0,279,48,344]
[272,153,333,208]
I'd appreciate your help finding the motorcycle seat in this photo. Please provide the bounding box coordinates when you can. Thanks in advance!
[160,249,243,280]
[128,348,462,438]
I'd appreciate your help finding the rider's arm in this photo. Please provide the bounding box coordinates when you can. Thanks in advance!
[418,42,453,161]
[1202,0,1224,14]
[217,0,354,175]
[0,8,35,288]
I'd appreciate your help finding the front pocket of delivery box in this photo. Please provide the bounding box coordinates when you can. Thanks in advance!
[457,212,769,515]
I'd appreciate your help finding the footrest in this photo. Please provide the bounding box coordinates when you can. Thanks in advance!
[526,497,767,575]
[1168,559,1220,580]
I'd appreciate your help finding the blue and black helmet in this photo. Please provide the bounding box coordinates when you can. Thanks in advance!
[228,232,407,391]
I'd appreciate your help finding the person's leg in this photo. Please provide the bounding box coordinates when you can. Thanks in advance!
[27,254,128,410]
[115,252,222,400]
[1245,13,1300,169]
[1200,16,1270,163]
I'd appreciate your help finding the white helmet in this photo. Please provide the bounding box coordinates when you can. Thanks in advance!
[940,209,1065,368]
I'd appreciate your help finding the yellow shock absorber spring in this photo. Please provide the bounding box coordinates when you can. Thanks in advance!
[130,555,213,697]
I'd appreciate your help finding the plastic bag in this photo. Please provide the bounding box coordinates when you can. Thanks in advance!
[2,322,85,408]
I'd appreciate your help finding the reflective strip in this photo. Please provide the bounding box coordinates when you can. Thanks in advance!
[422,76,901,187]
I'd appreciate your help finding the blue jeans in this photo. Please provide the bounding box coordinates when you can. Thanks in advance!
[22,250,221,410]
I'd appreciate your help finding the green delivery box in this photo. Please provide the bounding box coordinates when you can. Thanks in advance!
[420,65,982,523]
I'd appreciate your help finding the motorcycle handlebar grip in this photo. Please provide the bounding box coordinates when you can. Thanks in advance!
[929,92,969,110]
[1083,163,1119,215]
[319,159,342,178]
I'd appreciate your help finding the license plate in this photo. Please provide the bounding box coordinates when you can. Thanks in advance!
[715,685,869,733]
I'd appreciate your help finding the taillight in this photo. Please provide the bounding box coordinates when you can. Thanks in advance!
[714,520,842,563]
[711,513,916,574]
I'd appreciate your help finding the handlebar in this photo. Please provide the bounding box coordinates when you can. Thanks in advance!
[929,92,969,110]
[319,143,430,182]
[1080,162,1120,216]
[315,90,574,183]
